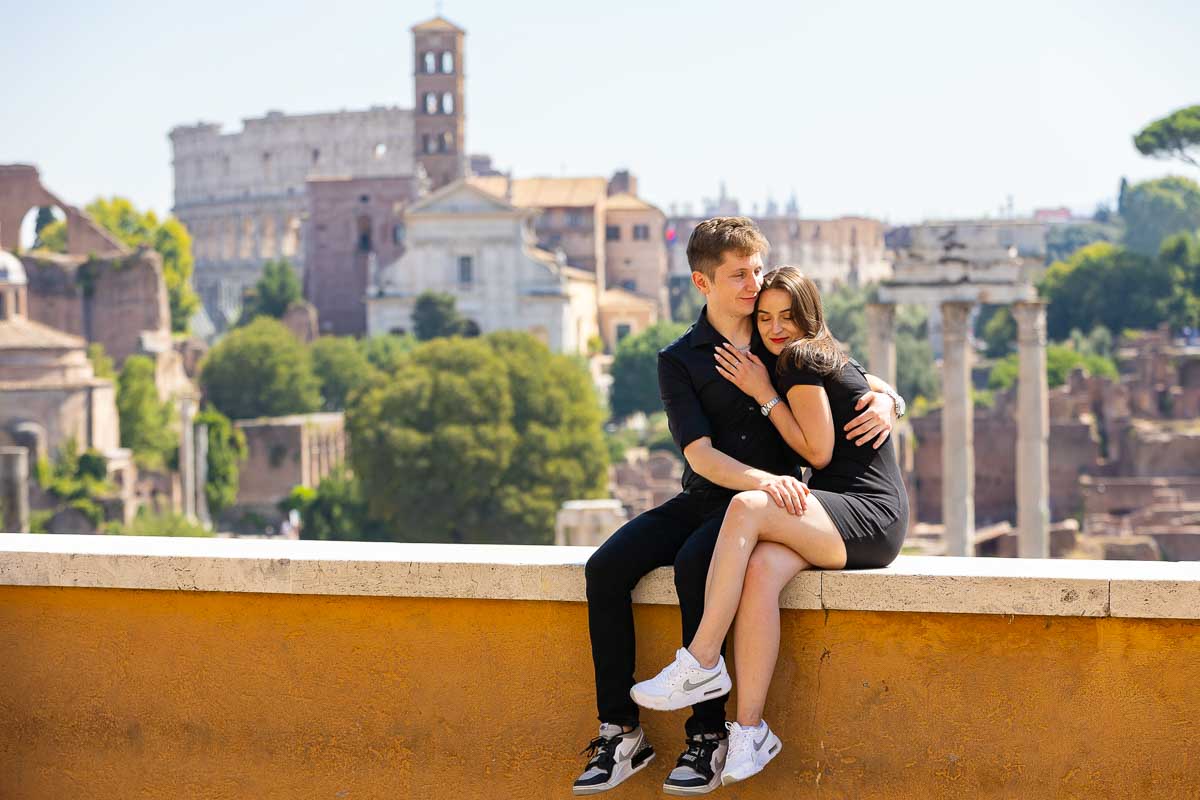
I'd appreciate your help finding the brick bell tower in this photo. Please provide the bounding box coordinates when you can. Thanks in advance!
[412,16,465,190]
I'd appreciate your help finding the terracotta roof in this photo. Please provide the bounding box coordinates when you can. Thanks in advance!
[411,16,463,32]
[467,176,609,209]
[0,316,87,349]
[604,193,656,212]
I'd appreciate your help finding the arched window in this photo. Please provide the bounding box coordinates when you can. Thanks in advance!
[424,92,438,115]
[423,134,435,154]
[441,92,454,114]
[441,51,454,73]
[423,52,436,74]
[438,132,453,153]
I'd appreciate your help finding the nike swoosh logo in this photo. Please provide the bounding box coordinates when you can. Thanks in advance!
[681,673,721,692]
[753,730,769,751]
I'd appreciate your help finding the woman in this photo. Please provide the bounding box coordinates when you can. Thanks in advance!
[630,266,908,786]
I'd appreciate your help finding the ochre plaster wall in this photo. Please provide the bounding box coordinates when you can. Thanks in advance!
[1,586,1197,798]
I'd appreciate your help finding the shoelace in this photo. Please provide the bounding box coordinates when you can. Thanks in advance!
[580,734,622,772]
[675,735,721,780]
[725,722,752,760]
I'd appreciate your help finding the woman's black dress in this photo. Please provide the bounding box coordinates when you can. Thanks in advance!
[775,357,908,569]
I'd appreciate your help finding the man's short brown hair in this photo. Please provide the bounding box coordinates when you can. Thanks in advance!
[686,216,770,280]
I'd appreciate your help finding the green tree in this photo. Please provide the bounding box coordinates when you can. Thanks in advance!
[883,303,936,403]
[117,355,178,470]
[1134,105,1200,169]
[609,321,688,419]
[821,283,868,359]
[31,207,63,251]
[199,316,321,420]
[988,343,1117,392]
[33,440,114,527]
[359,333,418,374]
[196,405,247,515]
[238,258,303,324]
[1121,176,1200,256]
[281,468,387,541]
[86,342,115,380]
[83,197,200,334]
[412,291,476,340]
[311,335,378,411]
[120,510,213,537]
[486,331,609,539]
[1159,231,1200,331]
[348,337,517,542]
[977,305,1016,358]
[1040,242,1173,339]
[1045,221,1122,264]
[346,332,608,544]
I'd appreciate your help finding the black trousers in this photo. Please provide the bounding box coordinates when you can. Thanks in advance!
[585,488,734,737]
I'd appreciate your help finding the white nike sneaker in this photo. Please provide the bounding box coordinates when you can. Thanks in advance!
[629,647,732,711]
[572,723,656,795]
[720,720,782,786]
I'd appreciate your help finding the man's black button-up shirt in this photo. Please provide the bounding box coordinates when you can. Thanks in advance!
[657,306,802,493]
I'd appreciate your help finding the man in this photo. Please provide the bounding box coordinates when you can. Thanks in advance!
[574,217,903,795]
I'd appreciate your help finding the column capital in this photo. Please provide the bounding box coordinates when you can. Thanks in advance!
[940,301,973,343]
[1012,301,1048,347]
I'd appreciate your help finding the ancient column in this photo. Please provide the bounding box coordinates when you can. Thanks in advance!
[180,396,197,520]
[0,446,30,533]
[1013,301,1050,558]
[195,423,211,528]
[865,302,897,387]
[940,302,975,556]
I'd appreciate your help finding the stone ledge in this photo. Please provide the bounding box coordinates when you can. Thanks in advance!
[0,534,1195,619]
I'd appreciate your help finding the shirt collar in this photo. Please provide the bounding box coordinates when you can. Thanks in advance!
[688,306,726,349]
[689,306,771,359]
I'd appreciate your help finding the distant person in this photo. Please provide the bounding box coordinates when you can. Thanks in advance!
[630,265,909,787]
[574,220,903,795]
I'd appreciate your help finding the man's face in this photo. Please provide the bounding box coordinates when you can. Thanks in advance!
[695,251,764,318]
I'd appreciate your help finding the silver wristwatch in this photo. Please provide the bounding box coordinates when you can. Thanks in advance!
[883,387,906,419]
[760,396,781,416]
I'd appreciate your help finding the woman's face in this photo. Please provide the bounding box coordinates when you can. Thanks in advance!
[756,287,801,355]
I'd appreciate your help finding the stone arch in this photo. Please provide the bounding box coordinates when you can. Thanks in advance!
[281,215,301,259]
[260,214,277,259]
[0,165,125,256]
[239,216,255,260]
[18,203,67,252]
[221,217,236,260]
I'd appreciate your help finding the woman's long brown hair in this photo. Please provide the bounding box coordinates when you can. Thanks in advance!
[759,266,847,377]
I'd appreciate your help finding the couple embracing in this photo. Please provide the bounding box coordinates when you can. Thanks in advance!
[574,217,909,795]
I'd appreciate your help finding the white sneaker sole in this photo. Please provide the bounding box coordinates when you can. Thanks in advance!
[720,734,782,786]
[572,748,656,796]
[629,673,732,711]
[663,770,723,796]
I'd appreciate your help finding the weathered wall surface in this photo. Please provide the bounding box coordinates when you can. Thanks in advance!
[1,584,1197,799]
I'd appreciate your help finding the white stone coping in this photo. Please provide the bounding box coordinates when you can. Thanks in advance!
[0,534,1196,620]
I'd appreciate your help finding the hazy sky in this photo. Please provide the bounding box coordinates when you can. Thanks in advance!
[4,0,1198,228]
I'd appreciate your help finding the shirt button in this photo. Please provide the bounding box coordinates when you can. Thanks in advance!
[741,434,747,441]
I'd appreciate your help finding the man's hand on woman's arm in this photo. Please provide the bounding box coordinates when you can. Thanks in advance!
[845,374,904,449]
[682,437,809,516]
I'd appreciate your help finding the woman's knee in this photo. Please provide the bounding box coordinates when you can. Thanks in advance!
[728,490,771,519]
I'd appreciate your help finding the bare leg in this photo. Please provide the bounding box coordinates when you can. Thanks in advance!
[688,490,845,668]
[733,543,808,726]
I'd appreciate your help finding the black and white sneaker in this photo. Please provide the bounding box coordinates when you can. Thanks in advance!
[572,723,656,795]
[662,732,728,796]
